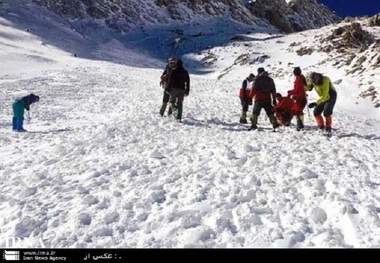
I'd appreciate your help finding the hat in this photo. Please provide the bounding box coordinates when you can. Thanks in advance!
[248,73,255,79]
[310,72,318,81]
[257,67,265,74]
[293,67,301,76]
[168,56,176,63]
[310,72,323,85]
[30,93,40,102]
[275,93,282,98]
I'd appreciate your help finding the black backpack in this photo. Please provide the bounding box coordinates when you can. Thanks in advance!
[254,75,275,93]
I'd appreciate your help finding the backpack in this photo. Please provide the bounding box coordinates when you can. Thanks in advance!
[160,73,169,89]
[275,109,292,126]
[160,73,169,83]
[254,75,275,93]
[160,66,172,89]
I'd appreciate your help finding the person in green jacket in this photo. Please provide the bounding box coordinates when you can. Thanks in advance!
[306,72,337,133]
[12,93,40,132]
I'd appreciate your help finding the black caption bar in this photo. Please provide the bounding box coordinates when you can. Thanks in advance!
[1,248,356,261]
[2,249,158,262]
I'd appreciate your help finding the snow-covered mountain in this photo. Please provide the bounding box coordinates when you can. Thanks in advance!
[0,0,380,248]
[29,0,340,33]
[1,0,378,106]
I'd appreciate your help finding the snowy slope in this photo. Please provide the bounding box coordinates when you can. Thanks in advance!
[0,1,380,248]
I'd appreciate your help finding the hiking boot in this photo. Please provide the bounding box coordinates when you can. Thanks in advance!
[296,124,304,131]
[168,107,172,116]
[269,114,279,129]
[296,118,304,131]
[239,118,248,124]
[240,111,247,124]
[159,103,167,117]
[318,125,325,133]
[324,127,332,137]
[248,124,257,131]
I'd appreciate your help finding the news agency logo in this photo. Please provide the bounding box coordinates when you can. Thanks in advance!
[2,237,46,248]
[3,250,20,261]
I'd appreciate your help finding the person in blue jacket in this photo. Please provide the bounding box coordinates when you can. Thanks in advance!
[12,93,40,132]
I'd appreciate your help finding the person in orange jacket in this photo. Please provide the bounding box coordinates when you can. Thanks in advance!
[287,67,308,131]
[274,93,295,127]
[238,73,255,123]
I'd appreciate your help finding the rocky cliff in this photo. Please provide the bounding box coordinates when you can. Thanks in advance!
[30,0,341,33]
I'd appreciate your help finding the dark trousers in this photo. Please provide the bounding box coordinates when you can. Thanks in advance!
[240,98,252,112]
[12,117,24,130]
[169,88,186,120]
[252,99,274,117]
[313,92,337,117]
[162,90,170,103]
[12,100,25,131]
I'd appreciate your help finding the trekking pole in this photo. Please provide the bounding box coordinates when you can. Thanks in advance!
[27,111,31,123]
[306,100,311,124]
[27,110,32,130]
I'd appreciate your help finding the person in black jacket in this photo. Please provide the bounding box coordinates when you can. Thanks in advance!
[167,59,190,122]
[249,67,279,130]
[12,93,40,132]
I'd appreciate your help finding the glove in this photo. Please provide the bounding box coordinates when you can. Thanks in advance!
[185,90,189,96]
[308,102,317,108]
[306,82,314,91]
[272,99,277,106]
[248,99,253,105]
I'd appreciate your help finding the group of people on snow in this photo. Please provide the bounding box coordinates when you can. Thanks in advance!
[10,59,337,135]
[157,56,337,134]
[238,66,337,134]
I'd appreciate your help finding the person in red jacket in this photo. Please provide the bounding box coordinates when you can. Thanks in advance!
[238,73,255,123]
[287,67,307,131]
[274,93,295,127]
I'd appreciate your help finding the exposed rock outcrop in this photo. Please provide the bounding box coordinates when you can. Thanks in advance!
[31,0,341,33]
[247,0,341,33]
[368,13,380,27]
